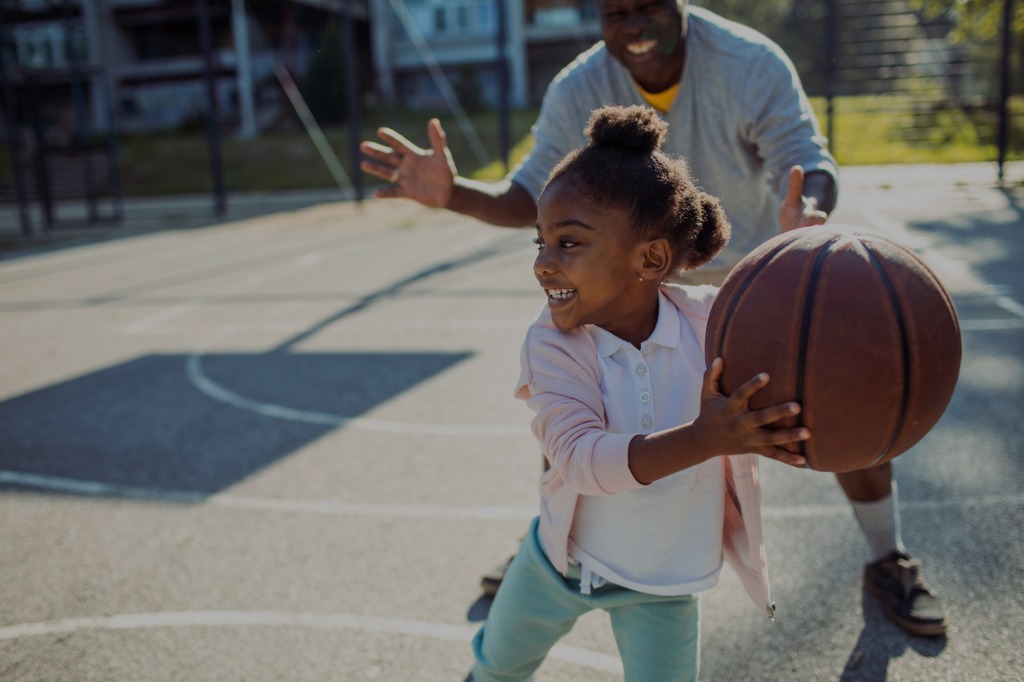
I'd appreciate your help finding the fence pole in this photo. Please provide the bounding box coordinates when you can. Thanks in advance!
[342,0,363,201]
[198,0,227,216]
[997,0,1014,183]
[496,0,510,172]
[28,76,54,230]
[0,8,32,236]
[825,0,837,157]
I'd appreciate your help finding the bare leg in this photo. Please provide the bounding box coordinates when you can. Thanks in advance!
[835,461,892,502]
[838,462,947,636]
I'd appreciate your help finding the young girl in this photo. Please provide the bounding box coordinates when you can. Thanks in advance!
[469,105,811,682]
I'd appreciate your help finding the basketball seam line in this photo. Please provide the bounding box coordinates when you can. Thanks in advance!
[714,239,792,359]
[798,241,837,461]
[863,242,911,468]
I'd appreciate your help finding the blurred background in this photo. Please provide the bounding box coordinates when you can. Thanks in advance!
[0,0,1021,236]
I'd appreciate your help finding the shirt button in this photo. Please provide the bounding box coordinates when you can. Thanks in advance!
[641,415,654,429]
[639,390,652,404]
[635,364,648,377]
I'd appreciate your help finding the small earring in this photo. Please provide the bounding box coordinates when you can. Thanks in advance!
[638,272,645,281]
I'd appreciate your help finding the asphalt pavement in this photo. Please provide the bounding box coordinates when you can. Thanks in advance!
[1,163,1022,681]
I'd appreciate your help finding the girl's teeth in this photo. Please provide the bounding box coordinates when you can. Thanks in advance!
[547,289,576,300]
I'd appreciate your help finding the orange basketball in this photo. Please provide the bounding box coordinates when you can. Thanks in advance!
[705,226,961,472]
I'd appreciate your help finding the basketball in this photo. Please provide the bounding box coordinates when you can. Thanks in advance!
[704,225,962,472]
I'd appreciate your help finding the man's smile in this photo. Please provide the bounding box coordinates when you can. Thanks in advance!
[626,39,658,56]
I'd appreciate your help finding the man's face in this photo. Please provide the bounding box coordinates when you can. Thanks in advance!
[596,0,687,93]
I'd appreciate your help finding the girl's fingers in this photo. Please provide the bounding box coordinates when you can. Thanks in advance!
[765,448,808,468]
[702,357,724,395]
[749,401,802,427]
[730,371,771,404]
[762,425,811,445]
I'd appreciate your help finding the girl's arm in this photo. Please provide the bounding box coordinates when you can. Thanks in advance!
[627,358,810,485]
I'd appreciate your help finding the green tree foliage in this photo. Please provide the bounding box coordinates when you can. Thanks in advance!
[910,0,1023,98]
[909,0,1023,43]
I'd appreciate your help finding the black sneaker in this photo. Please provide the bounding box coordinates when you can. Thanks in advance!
[480,555,514,596]
[864,551,947,637]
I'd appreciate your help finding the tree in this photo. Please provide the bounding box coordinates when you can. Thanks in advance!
[909,0,1023,44]
[911,0,1023,102]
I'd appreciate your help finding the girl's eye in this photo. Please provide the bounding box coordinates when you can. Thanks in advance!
[533,236,578,250]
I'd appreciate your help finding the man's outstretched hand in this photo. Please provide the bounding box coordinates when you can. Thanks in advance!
[359,118,458,208]
[779,165,829,233]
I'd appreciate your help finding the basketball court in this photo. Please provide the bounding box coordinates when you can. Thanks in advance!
[1,163,1022,680]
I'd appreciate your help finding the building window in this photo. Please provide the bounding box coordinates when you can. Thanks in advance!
[13,23,70,68]
[399,0,498,39]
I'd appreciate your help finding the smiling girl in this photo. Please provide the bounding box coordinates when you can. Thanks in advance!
[468,105,810,682]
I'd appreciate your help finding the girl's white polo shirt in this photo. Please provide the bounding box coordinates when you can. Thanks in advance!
[568,291,726,596]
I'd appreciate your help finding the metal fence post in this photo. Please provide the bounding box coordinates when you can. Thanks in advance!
[997,0,1015,183]
[825,0,837,157]
[496,0,510,172]
[0,7,32,236]
[198,0,226,216]
[342,0,363,201]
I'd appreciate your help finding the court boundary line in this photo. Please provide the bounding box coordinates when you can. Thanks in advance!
[3,470,1021,520]
[0,610,623,673]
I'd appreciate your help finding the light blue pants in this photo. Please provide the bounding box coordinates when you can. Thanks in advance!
[471,517,700,682]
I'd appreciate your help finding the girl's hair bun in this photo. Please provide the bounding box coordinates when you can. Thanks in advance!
[585,105,667,154]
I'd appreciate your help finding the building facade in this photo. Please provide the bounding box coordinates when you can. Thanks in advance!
[1,0,371,137]
[366,0,601,110]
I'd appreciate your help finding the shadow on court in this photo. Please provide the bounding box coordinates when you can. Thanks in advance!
[0,351,471,496]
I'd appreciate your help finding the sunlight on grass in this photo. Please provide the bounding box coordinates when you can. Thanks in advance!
[810,95,1022,165]
[4,96,1020,197]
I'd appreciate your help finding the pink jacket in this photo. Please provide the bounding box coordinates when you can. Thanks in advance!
[515,284,775,618]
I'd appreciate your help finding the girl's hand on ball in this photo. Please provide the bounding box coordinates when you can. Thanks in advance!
[695,358,809,467]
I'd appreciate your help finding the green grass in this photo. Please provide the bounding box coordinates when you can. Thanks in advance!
[3,96,1022,197]
[810,95,1024,165]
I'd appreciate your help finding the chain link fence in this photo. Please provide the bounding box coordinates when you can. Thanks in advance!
[700,0,1021,168]
[0,0,1020,236]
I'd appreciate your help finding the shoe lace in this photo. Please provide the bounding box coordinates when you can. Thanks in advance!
[893,554,934,599]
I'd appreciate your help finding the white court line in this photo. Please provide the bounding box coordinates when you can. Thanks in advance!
[208,493,535,520]
[852,209,1024,330]
[0,610,623,673]
[959,318,1024,331]
[186,326,530,437]
[0,470,203,502]
[124,300,200,335]
[3,470,1022,521]
[994,293,1024,319]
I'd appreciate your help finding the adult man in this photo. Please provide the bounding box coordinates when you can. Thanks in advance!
[360,0,946,637]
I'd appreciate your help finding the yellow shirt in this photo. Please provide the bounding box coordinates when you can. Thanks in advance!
[637,82,679,114]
